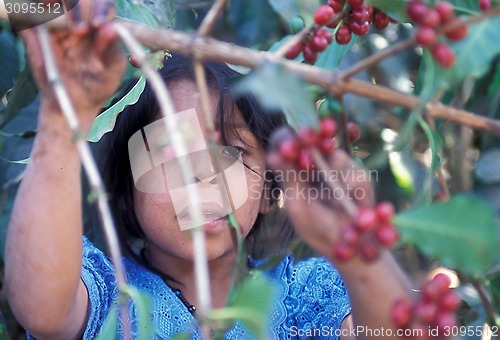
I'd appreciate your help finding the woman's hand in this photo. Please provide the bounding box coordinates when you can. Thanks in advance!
[267,127,375,258]
[20,0,126,128]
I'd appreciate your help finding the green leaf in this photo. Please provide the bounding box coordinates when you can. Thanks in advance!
[0,156,29,165]
[267,0,321,26]
[315,33,358,70]
[130,0,175,28]
[208,271,275,339]
[394,195,500,274]
[95,305,118,340]
[234,63,318,129]
[114,0,160,27]
[431,17,500,91]
[365,0,410,22]
[120,285,153,340]
[0,67,38,129]
[87,77,146,142]
[0,30,19,98]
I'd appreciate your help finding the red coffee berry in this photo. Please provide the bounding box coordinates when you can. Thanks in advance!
[435,312,457,330]
[333,241,357,261]
[303,45,318,64]
[360,239,380,261]
[297,127,319,147]
[351,7,370,22]
[336,25,352,44]
[316,28,334,43]
[375,202,395,223]
[374,224,399,247]
[354,208,378,231]
[350,20,370,36]
[285,42,303,59]
[320,118,338,138]
[431,43,455,68]
[433,273,452,289]
[298,149,314,171]
[310,36,329,52]
[314,5,336,26]
[407,1,429,25]
[392,299,413,326]
[373,11,389,29]
[480,0,492,11]
[348,0,364,9]
[415,26,437,46]
[346,122,361,142]
[278,139,300,162]
[328,0,344,12]
[414,301,438,324]
[421,9,441,28]
[435,1,454,22]
[318,137,336,154]
[341,226,362,245]
[129,55,141,68]
[438,291,461,312]
[444,19,468,40]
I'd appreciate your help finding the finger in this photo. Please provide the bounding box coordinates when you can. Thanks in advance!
[67,0,92,35]
[95,22,121,63]
[326,149,375,208]
[92,0,115,28]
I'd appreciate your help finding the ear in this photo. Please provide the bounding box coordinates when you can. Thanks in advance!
[258,183,271,214]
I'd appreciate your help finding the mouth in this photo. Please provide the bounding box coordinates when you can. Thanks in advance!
[177,202,229,231]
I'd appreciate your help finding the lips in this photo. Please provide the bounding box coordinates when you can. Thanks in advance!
[177,202,228,222]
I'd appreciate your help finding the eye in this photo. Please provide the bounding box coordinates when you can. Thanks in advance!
[220,146,246,159]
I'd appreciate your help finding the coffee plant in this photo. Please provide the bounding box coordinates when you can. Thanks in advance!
[1,0,500,339]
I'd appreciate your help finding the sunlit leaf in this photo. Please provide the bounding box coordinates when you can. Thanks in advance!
[394,195,500,274]
[234,63,318,129]
[95,305,118,340]
[87,77,146,142]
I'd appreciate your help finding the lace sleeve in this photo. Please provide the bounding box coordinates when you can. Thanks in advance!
[280,256,351,339]
[80,236,119,339]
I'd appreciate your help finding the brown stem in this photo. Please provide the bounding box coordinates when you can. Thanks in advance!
[472,280,497,324]
[197,0,228,37]
[339,38,416,81]
[119,21,500,137]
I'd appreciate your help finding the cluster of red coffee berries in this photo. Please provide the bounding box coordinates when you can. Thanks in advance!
[277,118,339,170]
[392,273,461,339]
[333,202,399,262]
[285,0,391,63]
[321,0,390,44]
[285,28,334,64]
[407,0,471,68]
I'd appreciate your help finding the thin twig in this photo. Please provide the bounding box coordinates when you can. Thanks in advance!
[472,280,497,325]
[35,26,131,338]
[114,23,213,338]
[339,38,416,81]
[197,0,228,37]
[311,148,358,217]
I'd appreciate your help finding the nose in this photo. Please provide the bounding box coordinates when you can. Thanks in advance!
[193,175,219,185]
[189,150,218,184]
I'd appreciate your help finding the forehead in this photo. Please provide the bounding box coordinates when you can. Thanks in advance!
[167,78,249,133]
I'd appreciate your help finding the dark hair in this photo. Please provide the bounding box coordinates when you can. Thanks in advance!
[101,54,294,270]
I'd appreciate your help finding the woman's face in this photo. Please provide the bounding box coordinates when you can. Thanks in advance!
[132,79,268,265]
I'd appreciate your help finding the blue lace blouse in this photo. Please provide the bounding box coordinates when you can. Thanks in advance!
[80,237,351,339]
